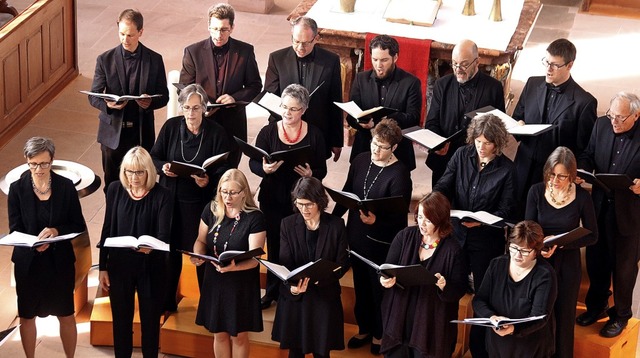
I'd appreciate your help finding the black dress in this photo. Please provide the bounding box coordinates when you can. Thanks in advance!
[381,227,468,358]
[271,212,349,355]
[248,121,327,301]
[525,182,598,358]
[473,255,558,358]
[195,207,266,335]
[8,172,86,318]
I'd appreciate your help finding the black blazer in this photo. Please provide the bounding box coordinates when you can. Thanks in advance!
[513,76,597,163]
[180,37,262,141]
[8,172,86,269]
[89,44,169,150]
[349,67,422,171]
[425,72,505,169]
[265,46,343,155]
[578,117,640,235]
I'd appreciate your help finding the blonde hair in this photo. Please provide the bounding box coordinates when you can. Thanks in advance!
[209,169,260,229]
[119,146,157,191]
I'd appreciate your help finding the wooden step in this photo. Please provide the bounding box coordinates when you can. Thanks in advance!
[574,304,639,357]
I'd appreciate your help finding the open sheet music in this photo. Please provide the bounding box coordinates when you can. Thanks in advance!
[0,231,82,248]
[103,235,169,252]
[325,187,405,215]
[452,315,546,328]
[466,106,554,136]
[256,258,341,285]
[543,227,592,247]
[402,126,464,151]
[169,152,229,177]
[349,250,437,288]
[179,247,265,267]
[334,101,398,123]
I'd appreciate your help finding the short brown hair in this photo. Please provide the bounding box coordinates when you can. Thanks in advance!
[290,177,329,212]
[372,118,403,146]
[509,220,544,254]
[466,113,509,155]
[415,192,453,237]
[208,3,235,26]
[118,9,143,30]
[543,146,577,184]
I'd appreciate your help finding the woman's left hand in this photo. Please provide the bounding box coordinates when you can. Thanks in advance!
[294,163,312,178]
[359,210,376,225]
[435,273,446,290]
[461,221,481,228]
[540,243,557,258]
[191,173,209,188]
[35,227,58,252]
[291,277,311,295]
[493,324,514,336]
[214,260,236,273]
[137,247,152,254]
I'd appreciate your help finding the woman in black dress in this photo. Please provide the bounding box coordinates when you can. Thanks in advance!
[473,220,558,358]
[379,192,468,358]
[191,169,266,358]
[433,113,516,357]
[98,146,173,358]
[333,118,412,354]
[525,146,597,358]
[248,83,327,309]
[151,83,230,311]
[8,137,86,358]
[272,177,349,358]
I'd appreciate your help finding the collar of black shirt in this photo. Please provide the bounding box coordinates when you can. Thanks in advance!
[297,47,316,63]
[546,76,571,94]
[459,71,480,89]
[122,45,141,60]
[615,118,640,139]
[372,66,397,85]
[211,39,230,55]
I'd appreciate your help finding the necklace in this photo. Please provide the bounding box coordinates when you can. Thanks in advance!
[31,176,51,195]
[129,187,148,199]
[420,237,440,250]
[548,182,571,205]
[281,120,303,143]
[363,156,392,199]
[213,212,241,257]
[180,128,205,163]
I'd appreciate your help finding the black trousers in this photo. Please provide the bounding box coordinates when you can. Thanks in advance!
[101,128,142,194]
[585,201,640,321]
[548,248,581,358]
[262,202,292,301]
[351,257,385,339]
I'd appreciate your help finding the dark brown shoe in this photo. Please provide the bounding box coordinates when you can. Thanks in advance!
[600,319,627,338]
[576,308,608,326]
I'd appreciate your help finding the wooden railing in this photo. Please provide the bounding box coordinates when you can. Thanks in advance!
[0,0,77,147]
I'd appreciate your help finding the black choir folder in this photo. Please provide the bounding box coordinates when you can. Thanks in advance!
[80,90,163,103]
[543,227,592,248]
[169,152,229,177]
[178,248,265,267]
[450,210,503,226]
[0,231,82,248]
[103,235,169,252]
[325,187,405,215]
[465,106,554,136]
[451,315,546,328]
[254,83,324,121]
[171,83,249,111]
[234,137,312,167]
[402,126,464,152]
[334,101,398,123]
[349,250,437,288]
[256,258,341,285]
[577,169,635,193]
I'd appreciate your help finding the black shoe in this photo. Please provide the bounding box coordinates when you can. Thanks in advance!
[260,296,273,310]
[370,342,381,355]
[576,308,608,326]
[600,319,627,338]
[347,334,371,349]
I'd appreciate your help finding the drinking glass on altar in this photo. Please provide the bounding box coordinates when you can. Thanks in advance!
[339,0,356,13]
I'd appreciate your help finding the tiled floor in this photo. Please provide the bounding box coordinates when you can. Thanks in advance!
[1,0,640,356]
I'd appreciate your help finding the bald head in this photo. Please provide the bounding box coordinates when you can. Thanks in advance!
[452,39,479,84]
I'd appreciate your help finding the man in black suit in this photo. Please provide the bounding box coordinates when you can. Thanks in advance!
[264,16,343,161]
[89,9,169,193]
[425,39,505,185]
[348,35,421,171]
[576,92,640,338]
[180,3,262,168]
[512,38,597,210]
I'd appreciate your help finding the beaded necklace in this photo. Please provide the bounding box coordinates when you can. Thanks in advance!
[181,128,204,163]
[420,238,440,250]
[281,121,303,143]
[548,181,572,205]
[31,176,51,195]
[212,212,241,257]
[363,156,392,199]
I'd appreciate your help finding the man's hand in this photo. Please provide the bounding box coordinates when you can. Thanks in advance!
[331,147,342,162]
[434,142,450,156]
[106,99,127,110]
[216,94,235,105]
[135,94,152,109]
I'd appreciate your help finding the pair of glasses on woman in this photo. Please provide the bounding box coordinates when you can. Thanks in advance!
[27,162,51,169]
[509,245,534,257]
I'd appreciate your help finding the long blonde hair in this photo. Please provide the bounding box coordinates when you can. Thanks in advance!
[209,169,260,230]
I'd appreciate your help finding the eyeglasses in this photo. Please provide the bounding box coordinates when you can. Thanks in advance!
[124,169,146,177]
[549,173,570,182]
[182,105,203,112]
[451,57,478,71]
[280,104,303,113]
[370,140,392,151]
[208,27,231,34]
[605,109,633,123]
[292,36,316,48]
[220,189,242,197]
[295,201,316,210]
[541,57,568,70]
[415,215,432,224]
[27,161,51,169]
[509,245,534,257]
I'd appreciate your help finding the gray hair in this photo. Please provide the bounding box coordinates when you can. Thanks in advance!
[282,84,310,110]
[291,16,318,36]
[178,84,208,107]
[610,91,640,114]
[24,137,55,159]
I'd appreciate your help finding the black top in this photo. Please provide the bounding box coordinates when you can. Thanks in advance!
[333,152,412,262]
[98,182,173,270]
[249,121,327,208]
[380,227,467,357]
[473,255,558,358]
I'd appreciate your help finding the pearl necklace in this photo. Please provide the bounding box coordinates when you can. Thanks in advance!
[363,156,392,199]
[31,176,51,195]
[180,128,204,163]
[281,121,303,143]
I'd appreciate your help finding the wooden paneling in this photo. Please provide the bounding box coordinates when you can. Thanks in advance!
[0,0,78,148]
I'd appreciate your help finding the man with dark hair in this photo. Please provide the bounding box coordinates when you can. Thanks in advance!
[264,16,343,161]
[180,3,262,168]
[89,8,169,193]
[425,39,505,185]
[348,34,421,171]
[577,92,640,338]
[512,38,597,213]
